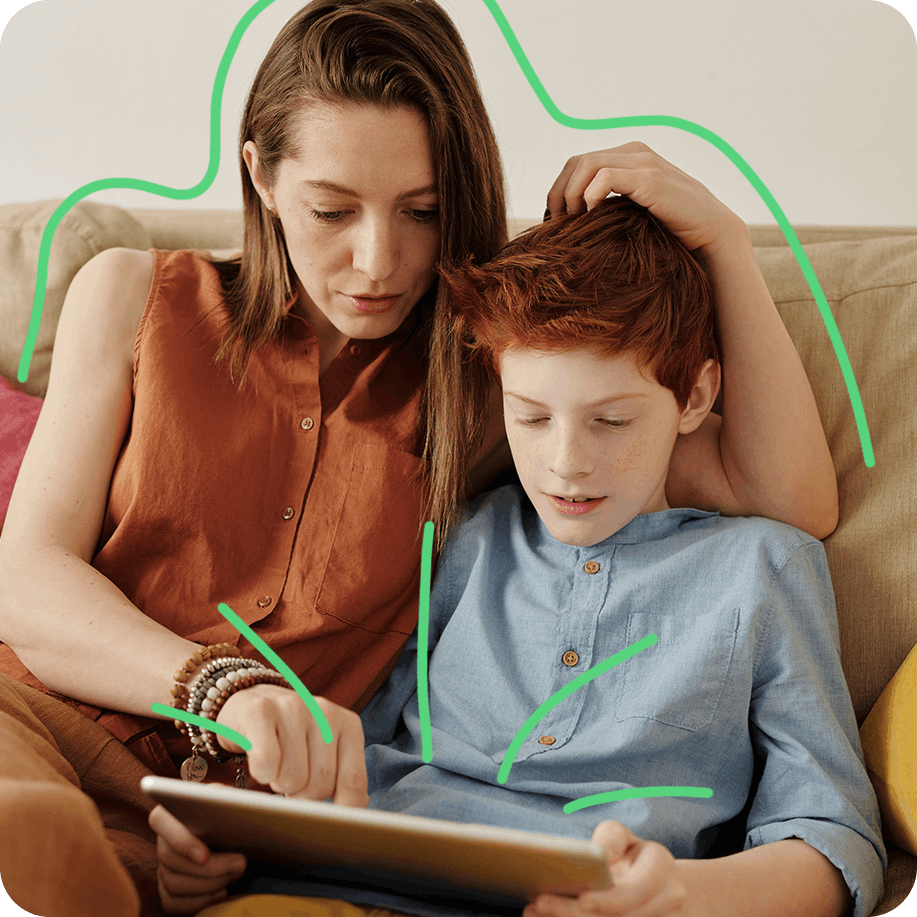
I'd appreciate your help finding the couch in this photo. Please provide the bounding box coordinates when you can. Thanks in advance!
[0,199,915,914]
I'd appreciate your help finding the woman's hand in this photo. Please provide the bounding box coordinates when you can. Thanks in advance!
[150,803,247,915]
[215,684,370,804]
[524,821,687,917]
[546,142,745,259]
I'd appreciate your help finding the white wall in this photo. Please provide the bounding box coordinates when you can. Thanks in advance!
[0,0,914,226]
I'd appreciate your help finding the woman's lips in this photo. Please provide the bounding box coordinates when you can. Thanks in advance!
[548,495,607,516]
[347,294,402,314]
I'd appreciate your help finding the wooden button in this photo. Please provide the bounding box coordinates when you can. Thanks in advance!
[300,417,314,431]
[281,506,295,520]
[562,650,579,667]
[584,560,600,574]
[256,596,273,609]
[538,735,556,746]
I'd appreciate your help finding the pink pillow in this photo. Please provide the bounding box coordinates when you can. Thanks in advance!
[0,376,42,527]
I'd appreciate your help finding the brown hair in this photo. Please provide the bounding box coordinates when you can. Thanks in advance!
[431,196,717,538]
[211,0,506,382]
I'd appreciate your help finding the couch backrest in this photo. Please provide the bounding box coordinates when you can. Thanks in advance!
[1,200,915,722]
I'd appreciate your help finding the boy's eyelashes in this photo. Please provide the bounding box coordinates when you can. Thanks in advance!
[514,416,632,429]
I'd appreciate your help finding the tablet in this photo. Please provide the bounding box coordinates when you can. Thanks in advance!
[141,775,610,903]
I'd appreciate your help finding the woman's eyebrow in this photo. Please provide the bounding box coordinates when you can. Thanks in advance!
[299,179,438,200]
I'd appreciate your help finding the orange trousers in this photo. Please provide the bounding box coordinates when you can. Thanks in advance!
[0,672,158,917]
[0,674,410,917]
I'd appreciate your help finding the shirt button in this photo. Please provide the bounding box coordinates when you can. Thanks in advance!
[584,560,600,574]
[562,650,579,667]
[538,735,556,746]
[256,596,273,609]
[300,417,314,431]
[281,506,295,521]
[349,344,362,356]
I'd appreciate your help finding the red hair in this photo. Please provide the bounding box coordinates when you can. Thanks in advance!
[439,196,717,410]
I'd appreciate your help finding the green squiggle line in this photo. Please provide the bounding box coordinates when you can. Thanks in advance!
[497,634,658,785]
[217,602,333,743]
[150,702,253,752]
[19,0,874,470]
[417,521,435,763]
[482,0,874,469]
[16,0,278,384]
[563,786,712,814]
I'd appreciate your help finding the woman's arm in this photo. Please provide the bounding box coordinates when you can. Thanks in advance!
[546,143,838,538]
[0,247,200,715]
[0,248,369,800]
[525,824,851,917]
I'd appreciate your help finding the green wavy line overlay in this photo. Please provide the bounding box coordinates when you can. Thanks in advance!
[217,601,333,743]
[417,521,436,763]
[482,0,873,467]
[497,634,658,785]
[17,0,872,468]
[150,702,253,752]
[564,786,712,815]
[16,0,276,383]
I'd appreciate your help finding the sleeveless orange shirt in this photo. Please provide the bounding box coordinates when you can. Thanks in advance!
[0,250,431,768]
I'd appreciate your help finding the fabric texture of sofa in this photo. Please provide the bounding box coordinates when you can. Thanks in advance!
[0,199,915,914]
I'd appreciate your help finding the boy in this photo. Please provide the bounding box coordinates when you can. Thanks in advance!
[356,198,884,916]
[157,198,884,917]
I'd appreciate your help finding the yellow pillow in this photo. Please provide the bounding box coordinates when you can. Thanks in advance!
[198,894,406,916]
[860,643,917,856]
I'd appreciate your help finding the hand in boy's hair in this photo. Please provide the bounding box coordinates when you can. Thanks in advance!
[545,141,746,259]
[523,821,686,917]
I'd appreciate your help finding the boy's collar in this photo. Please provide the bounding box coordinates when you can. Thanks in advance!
[532,504,719,550]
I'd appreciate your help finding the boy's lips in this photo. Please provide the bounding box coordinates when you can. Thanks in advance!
[548,494,607,516]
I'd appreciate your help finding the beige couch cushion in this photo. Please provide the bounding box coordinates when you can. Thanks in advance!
[0,200,152,397]
[755,235,917,724]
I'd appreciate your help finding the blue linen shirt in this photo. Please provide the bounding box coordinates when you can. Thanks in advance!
[359,486,885,917]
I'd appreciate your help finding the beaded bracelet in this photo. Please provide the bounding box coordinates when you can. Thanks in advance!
[170,642,242,710]
[180,659,285,786]
[199,667,287,761]
[178,656,256,783]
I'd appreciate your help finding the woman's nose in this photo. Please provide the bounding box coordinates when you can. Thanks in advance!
[352,219,398,282]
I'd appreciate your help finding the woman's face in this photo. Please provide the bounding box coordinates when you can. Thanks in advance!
[244,102,441,361]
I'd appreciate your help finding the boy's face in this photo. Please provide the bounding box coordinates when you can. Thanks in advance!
[500,346,697,547]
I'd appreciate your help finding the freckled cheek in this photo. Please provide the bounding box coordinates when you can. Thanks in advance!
[599,438,661,491]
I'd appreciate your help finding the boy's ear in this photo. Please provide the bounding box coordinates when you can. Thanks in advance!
[677,359,720,435]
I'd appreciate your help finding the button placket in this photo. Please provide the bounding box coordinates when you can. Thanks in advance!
[522,548,612,756]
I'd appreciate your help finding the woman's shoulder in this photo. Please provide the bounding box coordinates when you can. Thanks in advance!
[58,248,155,372]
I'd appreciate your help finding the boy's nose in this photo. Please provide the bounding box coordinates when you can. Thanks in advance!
[352,220,398,281]
[548,435,593,479]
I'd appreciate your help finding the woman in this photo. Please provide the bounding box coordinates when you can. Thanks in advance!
[0,1,836,916]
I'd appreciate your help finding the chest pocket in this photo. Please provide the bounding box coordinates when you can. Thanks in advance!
[613,608,740,732]
[314,443,426,633]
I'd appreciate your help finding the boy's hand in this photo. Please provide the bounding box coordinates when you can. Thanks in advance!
[523,821,687,917]
[150,803,247,915]
[546,142,745,259]
[215,684,369,804]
